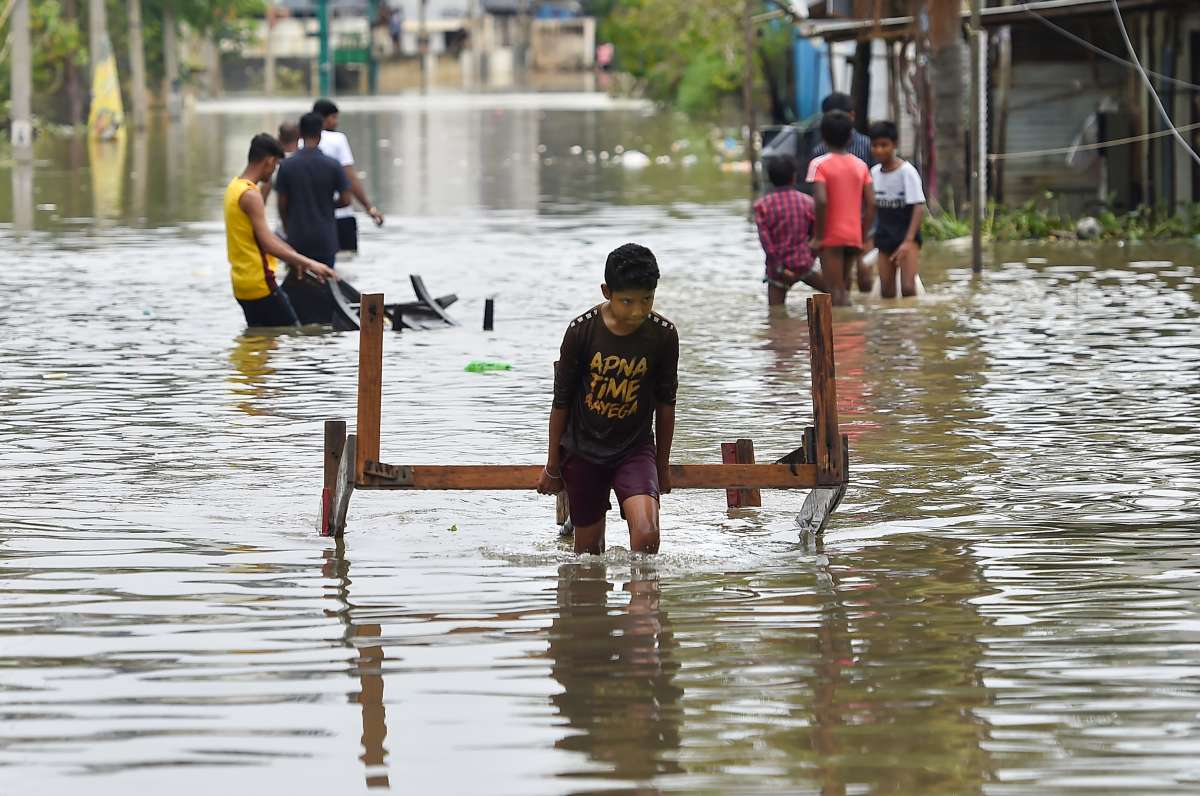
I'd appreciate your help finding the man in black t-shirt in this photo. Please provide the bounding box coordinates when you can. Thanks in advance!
[276,112,350,268]
[536,244,679,555]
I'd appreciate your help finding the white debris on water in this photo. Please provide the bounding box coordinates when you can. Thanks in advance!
[599,150,609,161]
[681,154,699,167]
[655,155,671,165]
[614,144,625,154]
[378,139,391,148]
[621,150,650,169]
[536,144,547,154]
[569,145,583,155]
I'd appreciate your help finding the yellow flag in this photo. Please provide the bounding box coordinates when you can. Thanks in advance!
[88,33,125,141]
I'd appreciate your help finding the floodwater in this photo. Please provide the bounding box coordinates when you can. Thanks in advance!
[2,94,1199,795]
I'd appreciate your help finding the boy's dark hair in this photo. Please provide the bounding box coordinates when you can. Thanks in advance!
[820,111,853,149]
[312,98,339,118]
[765,154,797,188]
[821,92,853,114]
[868,120,899,143]
[299,112,325,139]
[278,121,300,145]
[248,133,284,163]
[604,243,659,292]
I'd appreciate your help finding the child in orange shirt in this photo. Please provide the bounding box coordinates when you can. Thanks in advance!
[806,111,875,306]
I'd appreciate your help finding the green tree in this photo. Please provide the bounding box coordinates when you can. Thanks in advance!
[601,0,791,119]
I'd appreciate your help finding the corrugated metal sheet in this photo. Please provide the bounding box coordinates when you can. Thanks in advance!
[1001,61,1125,206]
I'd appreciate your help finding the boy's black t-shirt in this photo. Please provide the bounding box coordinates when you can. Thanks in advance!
[275,148,350,262]
[553,305,679,466]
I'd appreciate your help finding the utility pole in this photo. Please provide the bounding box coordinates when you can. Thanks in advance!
[367,0,379,94]
[128,0,149,129]
[318,0,332,96]
[11,0,33,158]
[266,4,277,95]
[418,0,429,93]
[742,0,760,195]
[969,0,985,272]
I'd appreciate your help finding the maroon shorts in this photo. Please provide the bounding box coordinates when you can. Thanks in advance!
[561,443,660,527]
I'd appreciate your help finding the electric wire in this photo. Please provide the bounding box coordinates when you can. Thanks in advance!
[988,119,1200,160]
[1022,3,1200,92]
[1108,0,1200,166]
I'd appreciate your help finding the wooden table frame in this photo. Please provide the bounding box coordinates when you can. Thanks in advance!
[319,293,849,537]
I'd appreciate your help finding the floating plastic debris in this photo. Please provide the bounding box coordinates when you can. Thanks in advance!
[465,360,513,373]
[379,139,391,148]
[621,150,650,169]
[655,155,671,165]
[614,145,625,154]
[681,154,699,167]
[599,151,609,161]
[570,145,583,155]
[536,144,547,154]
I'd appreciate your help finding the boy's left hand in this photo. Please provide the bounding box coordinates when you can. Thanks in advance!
[657,463,672,495]
[896,240,916,262]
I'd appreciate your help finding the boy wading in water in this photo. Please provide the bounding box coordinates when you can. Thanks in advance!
[537,244,679,555]
[754,154,828,306]
[867,121,926,298]
[224,134,337,328]
[807,111,875,306]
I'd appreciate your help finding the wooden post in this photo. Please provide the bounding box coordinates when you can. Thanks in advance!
[722,439,762,508]
[806,294,843,484]
[321,420,347,534]
[356,294,385,483]
[969,0,984,272]
[483,297,495,331]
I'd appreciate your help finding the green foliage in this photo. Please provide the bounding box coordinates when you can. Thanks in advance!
[3,0,266,125]
[602,0,789,116]
[921,193,1200,242]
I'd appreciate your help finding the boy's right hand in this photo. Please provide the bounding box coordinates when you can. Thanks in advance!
[305,260,339,283]
[537,466,564,495]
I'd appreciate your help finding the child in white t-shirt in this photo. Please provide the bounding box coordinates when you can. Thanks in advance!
[867,121,926,298]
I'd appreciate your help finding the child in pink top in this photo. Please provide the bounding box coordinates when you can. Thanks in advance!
[806,111,875,306]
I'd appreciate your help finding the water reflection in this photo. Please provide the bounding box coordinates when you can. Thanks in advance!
[0,100,749,230]
[323,539,392,790]
[796,535,996,794]
[11,159,32,232]
[227,333,281,416]
[88,134,126,221]
[548,562,683,782]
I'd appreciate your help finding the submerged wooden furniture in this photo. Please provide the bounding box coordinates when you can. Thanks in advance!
[319,293,849,537]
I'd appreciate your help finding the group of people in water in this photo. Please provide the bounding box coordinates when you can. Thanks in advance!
[754,91,926,307]
[220,93,921,555]
[223,99,384,327]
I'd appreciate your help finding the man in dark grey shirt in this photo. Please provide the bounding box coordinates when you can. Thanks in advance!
[809,92,875,167]
[275,112,350,268]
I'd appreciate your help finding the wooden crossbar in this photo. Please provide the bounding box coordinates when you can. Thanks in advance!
[355,463,821,491]
[318,292,850,537]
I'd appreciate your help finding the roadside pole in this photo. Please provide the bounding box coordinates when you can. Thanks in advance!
[367,0,379,94]
[318,0,332,96]
[969,0,984,272]
[11,0,32,158]
[742,0,760,196]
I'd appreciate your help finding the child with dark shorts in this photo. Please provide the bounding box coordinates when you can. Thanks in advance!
[537,244,679,555]
[754,154,829,306]
[867,120,926,298]
[807,111,875,306]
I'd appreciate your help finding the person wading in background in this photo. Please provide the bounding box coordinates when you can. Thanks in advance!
[310,98,385,254]
[224,133,337,328]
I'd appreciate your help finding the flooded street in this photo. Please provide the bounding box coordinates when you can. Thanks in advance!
[2,96,1199,795]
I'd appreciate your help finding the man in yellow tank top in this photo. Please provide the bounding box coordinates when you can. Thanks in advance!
[224,134,338,327]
